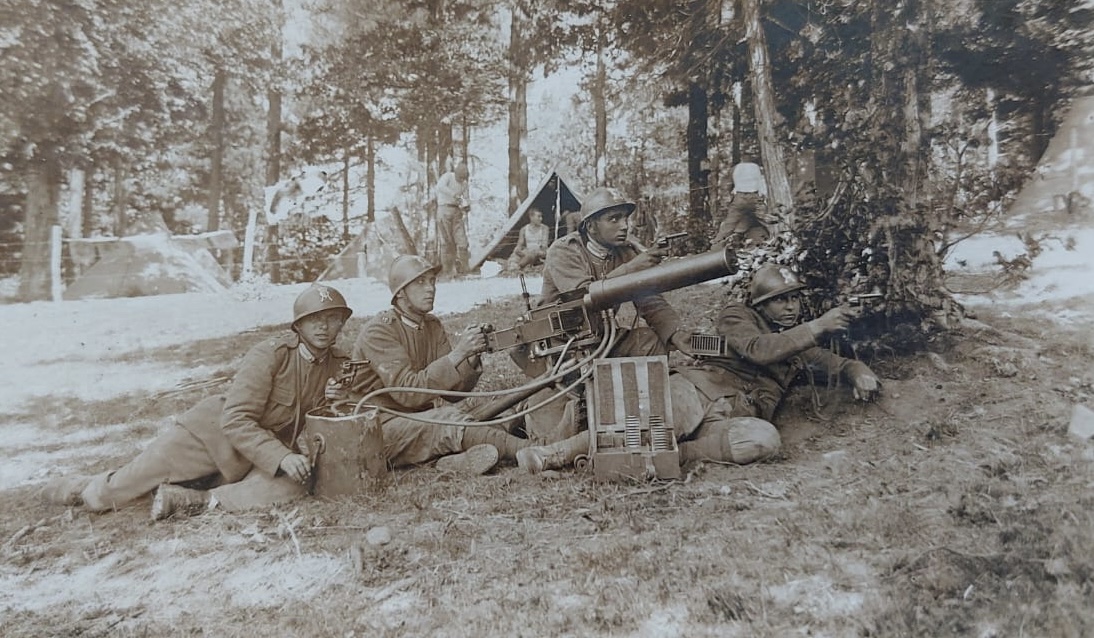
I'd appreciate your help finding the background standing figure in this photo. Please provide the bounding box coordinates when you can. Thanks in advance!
[435,162,471,277]
[712,156,771,248]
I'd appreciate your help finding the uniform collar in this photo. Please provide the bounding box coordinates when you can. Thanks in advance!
[585,239,612,260]
[297,342,329,364]
[392,307,424,330]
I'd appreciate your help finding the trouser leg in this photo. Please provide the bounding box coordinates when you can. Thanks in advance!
[82,424,220,512]
[609,327,670,358]
[437,208,458,275]
[461,425,533,460]
[208,468,306,512]
[679,410,781,465]
[380,405,466,467]
[453,215,469,273]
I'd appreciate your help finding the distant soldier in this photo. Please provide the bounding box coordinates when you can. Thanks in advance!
[509,208,550,271]
[351,255,537,473]
[435,162,471,277]
[42,284,355,520]
[712,156,770,248]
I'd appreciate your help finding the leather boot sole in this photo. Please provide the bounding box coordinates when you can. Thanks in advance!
[435,444,499,475]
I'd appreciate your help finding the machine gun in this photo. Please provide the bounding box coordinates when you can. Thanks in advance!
[482,247,737,482]
[482,247,737,366]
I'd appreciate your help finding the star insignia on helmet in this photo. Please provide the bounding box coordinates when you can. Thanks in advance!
[317,286,333,302]
[778,267,797,284]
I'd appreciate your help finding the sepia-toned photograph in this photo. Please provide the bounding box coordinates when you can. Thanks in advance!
[2,0,1092,634]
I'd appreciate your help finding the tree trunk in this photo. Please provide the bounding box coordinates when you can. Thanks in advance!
[741,0,793,225]
[19,146,62,302]
[265,9,284,284]
[81,163,94,237]
[366,132,376,223]
[342,146,351,240]
[113,157,127,236]
[507,2,529,213]
[208,67,226,233]
[685,81,711,246]
[593,23,607,187]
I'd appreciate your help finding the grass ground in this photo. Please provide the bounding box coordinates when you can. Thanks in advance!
[2,284,1092,637]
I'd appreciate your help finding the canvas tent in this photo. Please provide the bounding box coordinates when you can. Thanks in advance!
[1007,93,1094,218]
[64,230,237,300]
[469,169,582,272]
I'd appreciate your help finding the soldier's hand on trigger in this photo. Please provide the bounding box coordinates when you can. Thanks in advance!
[279,453,311,484]
[324,378,348,402]
[631,247,666,272]
[451,324,488,361]
[811,305,862,335]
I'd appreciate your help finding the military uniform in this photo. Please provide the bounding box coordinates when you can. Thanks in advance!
[352,308,481,465]
[81,333,348,512]
[539,232,682,358]
[667,301,871,465]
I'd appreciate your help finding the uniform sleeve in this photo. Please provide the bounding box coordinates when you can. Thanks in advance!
[634,294,685,344]
[543,240,595,292]
[355,316,464,410]
[220,342,293,476]
[719,304,818,366]
[799,348,870,384]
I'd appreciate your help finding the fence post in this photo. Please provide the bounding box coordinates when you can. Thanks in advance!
[50,224,62,302]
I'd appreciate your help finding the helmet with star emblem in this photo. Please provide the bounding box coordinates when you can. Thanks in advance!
[292,284,352,327]
[749,264,806,306]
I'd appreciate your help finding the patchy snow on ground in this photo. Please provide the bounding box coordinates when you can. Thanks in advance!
[1,273,539,399]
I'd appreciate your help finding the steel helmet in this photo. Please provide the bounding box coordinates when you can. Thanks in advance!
[578,186,637,228]
[292,284,352,327]
[388,254,442,304]
[749,264,806,306]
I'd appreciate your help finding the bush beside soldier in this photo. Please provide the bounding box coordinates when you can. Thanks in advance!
[42,284,356,520]
[349,254,538,474]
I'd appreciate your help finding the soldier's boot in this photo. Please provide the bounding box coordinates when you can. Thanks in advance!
[39,475,91,506]
[435,444,499,475]
[151,484,211,521]
[678,417,781,465]
[516,432,589,474]
[461,426,535,461]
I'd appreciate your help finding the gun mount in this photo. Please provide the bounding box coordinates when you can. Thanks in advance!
[482,247,737,363]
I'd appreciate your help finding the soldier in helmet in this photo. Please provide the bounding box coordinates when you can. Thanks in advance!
[350,254,537,474]
[509,187,700,474]
[669,263,881,465]
[539,185,696,359]
[41,284,356,520]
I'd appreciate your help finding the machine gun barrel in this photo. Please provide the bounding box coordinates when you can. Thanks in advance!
[583,247,736,311]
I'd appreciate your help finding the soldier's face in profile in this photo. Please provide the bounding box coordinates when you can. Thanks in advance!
[295,309,347,352]
[759,292,802,328]
[400,272,437,315]
[530,209,542,224]
[586,207,631,247]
